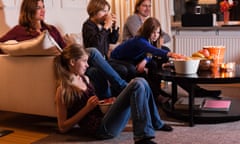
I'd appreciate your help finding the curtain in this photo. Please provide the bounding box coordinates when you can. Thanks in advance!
[107,0,136,40]
[152,0,173,47]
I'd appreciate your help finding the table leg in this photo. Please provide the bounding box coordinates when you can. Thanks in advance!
[171,81,178,110]
[189,84,197,126]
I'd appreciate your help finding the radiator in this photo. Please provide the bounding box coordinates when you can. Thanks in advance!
[173,35,240,63]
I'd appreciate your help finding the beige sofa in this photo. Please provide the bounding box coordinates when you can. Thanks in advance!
[0,32,120,117]
[0,55,57,117]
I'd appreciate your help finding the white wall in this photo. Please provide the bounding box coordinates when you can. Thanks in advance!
[0,0,89,37]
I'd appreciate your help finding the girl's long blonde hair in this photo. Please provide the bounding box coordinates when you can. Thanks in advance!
[54,44,89,108]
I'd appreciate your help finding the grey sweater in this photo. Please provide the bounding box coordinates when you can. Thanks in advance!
[122,14,171,43]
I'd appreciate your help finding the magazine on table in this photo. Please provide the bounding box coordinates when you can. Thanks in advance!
[201,99,231,112]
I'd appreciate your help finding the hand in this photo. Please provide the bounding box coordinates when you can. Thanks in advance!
[111,13,117,28]
[104,13,113,30]
[136,59,147,73]
[86,96,99,111]
[168,52,186,59]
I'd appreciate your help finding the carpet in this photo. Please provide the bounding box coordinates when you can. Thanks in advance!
[33,119,240,144]
[33,86,240,144]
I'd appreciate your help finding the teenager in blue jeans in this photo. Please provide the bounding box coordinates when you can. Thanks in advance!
[85,47,126,99]
[54,44,172,144]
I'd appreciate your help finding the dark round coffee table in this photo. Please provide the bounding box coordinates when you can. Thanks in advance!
[155,65,240,126]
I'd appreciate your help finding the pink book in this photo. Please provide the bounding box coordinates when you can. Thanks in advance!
[202,99,231,112]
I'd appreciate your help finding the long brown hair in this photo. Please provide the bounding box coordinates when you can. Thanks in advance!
[137,17,161,40]
[19,0,49,33]
[54,44,89,107]
[87,0,111,17]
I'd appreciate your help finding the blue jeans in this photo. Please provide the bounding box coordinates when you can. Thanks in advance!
[85,48,127,99]
[96,78,164,140]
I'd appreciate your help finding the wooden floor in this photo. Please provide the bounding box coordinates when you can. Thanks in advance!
[0,111,135,144]
[0,111,57,144]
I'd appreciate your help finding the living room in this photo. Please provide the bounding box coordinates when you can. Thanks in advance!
[1,0,240,143]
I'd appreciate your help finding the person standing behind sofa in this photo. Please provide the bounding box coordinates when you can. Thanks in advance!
[122,0,170,44]
[82,0,119,60]
[0,0,66,49]
[54,43,173,144]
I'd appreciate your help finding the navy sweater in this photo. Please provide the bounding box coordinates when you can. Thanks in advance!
[110,36,169,64]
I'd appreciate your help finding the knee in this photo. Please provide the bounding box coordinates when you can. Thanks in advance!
[130,77,148,87]
[86,47,101,57]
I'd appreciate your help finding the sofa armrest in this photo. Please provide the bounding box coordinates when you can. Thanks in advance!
[0,55,57,117]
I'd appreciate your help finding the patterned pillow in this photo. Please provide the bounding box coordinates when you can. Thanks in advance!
[0,30,62,56]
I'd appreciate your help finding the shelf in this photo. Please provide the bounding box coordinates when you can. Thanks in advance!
[162,97,240,124]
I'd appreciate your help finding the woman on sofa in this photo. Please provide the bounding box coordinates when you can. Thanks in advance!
[54,43,172,144]
[0,0,66,49]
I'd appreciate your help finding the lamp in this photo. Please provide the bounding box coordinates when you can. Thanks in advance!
[198,0,217,5]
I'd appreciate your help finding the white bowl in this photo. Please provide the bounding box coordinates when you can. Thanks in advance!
[98,100,113,114]
[173,59,200,74]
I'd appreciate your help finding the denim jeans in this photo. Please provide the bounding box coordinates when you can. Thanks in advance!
[86,67,111,99]
[96,78,164,140]
[85,48,127,99]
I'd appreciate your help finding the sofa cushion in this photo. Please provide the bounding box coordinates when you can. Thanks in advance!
[63,33,83,45]
[0,30,62,56]
[0,55,57,117]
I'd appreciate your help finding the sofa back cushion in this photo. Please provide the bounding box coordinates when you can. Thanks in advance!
[63,33,83,45]
[0,30,62,56]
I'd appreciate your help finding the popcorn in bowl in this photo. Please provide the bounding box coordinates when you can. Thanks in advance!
[98,97,115,114]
